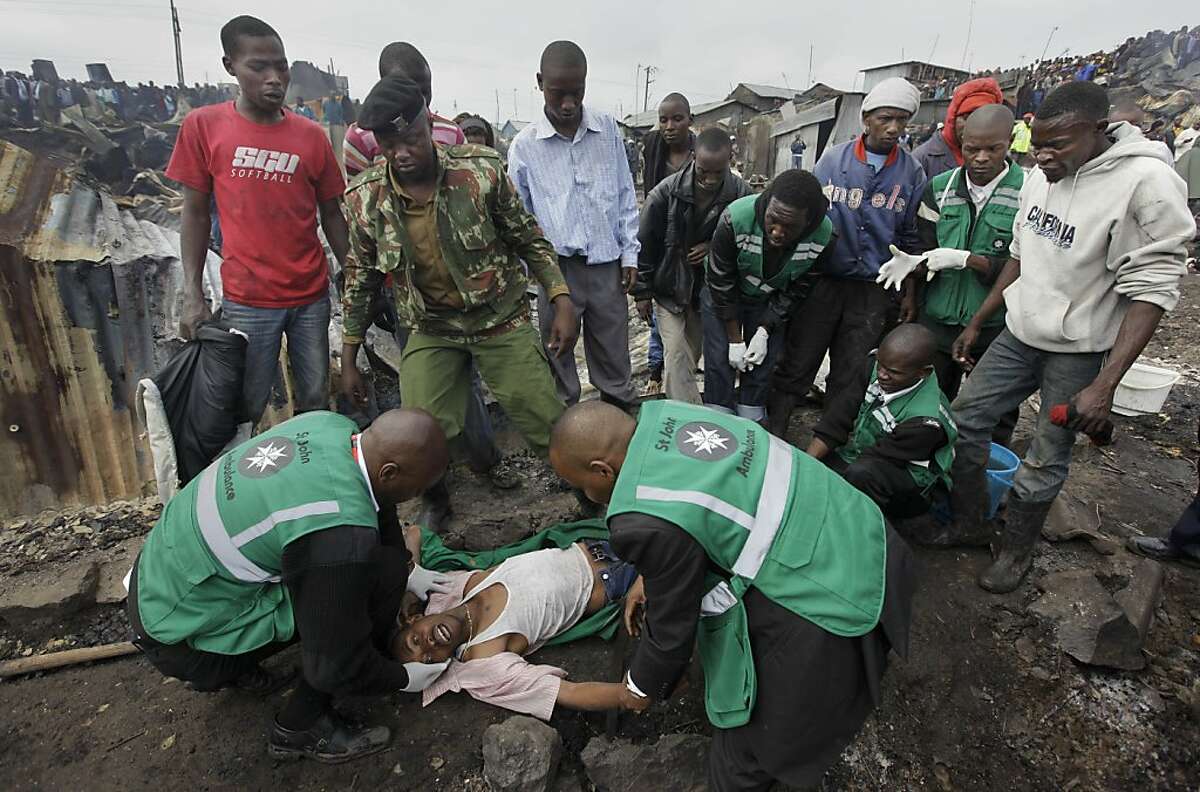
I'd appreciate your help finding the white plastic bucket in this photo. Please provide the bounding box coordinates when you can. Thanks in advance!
[1112,362,1181,416]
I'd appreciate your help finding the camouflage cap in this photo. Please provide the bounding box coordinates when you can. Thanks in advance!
[359,73,427,134]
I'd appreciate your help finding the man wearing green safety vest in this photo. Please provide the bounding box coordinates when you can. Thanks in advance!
[549,400,914,791]
[916,104,1024,455]
[127,409,455,763]
[807,324,957,520]
[702,169,835,422]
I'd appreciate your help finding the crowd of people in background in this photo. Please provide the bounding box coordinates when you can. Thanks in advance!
[0,71,237,126]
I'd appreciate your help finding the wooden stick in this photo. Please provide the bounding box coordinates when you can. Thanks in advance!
[0,641,139,678]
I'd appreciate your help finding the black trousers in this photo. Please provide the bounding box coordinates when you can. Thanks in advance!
[707,527,914,792]
[825,453,931,520]
[127,560,329,730]
[771,277,898,441]
[920,316,1017,448]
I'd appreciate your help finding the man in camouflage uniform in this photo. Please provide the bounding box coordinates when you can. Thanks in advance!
[340,75,578,528]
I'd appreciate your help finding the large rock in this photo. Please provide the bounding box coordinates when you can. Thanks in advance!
[482,715,562,792]
[582,733,710,792]
[0,561,99,627]
[1029,566,1160,671]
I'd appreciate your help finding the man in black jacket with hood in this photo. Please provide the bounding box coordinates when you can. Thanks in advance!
[635,127,751,403]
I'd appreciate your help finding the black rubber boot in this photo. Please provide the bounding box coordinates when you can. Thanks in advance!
[766,390,799,439]
[977,496,1051,593]
[268,711,391,764]
[933,456,995,547]
[416,477,453,534]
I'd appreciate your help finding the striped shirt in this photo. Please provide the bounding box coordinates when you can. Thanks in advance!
[506,107,640,268]
[342,112,466,178]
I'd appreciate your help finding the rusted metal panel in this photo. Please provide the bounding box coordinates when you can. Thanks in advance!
[0,139,218,518]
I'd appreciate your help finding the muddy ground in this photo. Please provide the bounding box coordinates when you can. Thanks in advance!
[4,280,1200,791]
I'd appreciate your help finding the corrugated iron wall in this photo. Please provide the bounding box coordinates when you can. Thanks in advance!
[0,140,213,518]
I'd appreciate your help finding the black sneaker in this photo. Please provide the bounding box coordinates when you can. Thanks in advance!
[268,711,391,764]
[1126,536,1200,568]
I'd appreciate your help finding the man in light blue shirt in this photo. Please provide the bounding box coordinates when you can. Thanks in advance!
[508,40,640,407]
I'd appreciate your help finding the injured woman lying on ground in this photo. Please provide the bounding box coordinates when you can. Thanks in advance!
[389,526,644,720]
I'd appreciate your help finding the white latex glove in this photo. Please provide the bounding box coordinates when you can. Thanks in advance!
[406,564,455,602]
[728,342,748,372]
[875,244,925,291]
[401,660,451,692]
[925,247,971,280]
[744,327,769,370]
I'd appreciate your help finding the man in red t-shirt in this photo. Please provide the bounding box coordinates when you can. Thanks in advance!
[167,15,349,423]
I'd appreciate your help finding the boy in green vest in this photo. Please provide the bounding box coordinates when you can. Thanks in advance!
[807,324,957,520]
[549,401,913,791]
[916,104,1024,451]
[127,409,456,763]
[703,169,835,421]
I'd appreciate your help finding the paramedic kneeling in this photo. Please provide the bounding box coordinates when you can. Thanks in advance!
[549,400,915,792]
[127,408,454,763]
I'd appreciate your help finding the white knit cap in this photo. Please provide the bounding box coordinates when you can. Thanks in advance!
[862,78,921,115]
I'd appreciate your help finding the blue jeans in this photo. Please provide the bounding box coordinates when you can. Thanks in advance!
[700,287,783,418]
[647,312,664,375]
[951,328,1104,504]
[220,296,330,424]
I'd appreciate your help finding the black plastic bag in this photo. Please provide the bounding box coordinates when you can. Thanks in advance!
[154,320,248,485]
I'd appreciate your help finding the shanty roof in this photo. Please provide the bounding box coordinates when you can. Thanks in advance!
[733,83,799,100]
[861,60,970,74]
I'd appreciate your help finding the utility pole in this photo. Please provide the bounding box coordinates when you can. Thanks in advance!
[513,88,518,118]
[960,0,975,69]
[495,88,500,125]
[634,64,641,120]
[808,45,814,87]
[1039,26,1060,64]
[642,65,656,113]
[169,0,184,87]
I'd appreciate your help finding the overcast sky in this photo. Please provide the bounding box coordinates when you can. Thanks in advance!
[1,0,1193,122]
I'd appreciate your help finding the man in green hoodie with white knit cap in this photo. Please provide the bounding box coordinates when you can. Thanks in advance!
[946,81,1194,593]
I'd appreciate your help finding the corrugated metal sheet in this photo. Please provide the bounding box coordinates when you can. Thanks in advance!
[0,139,221,518]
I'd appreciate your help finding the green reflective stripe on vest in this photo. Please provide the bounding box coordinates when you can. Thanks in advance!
[135,411,380,655]
[194,459,343,583]
[922,163,1024,328]
[839,366,958,491]
[607,400,887,727]
[635,430,794,581]
[727,195,832,301]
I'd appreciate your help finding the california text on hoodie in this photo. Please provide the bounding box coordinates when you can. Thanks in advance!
[813,136,925,280]
[1005,122,1193,353]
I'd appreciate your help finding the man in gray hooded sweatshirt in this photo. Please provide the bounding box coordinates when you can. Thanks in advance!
[946,81,1194,593]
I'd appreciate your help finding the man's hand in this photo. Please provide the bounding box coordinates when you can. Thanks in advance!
[728,342,748,372]
[621,266,637,294]
[806,436,831,460]
[686,243,709,266]
[951,323,981,372]
[341,359,369,408]
[1071,381,1116,436]
[636,300,654,325]
[546,294,579,359]
[406,564,454,602]
[401,660,451,693]
[924,247,971,278]
[744,327,769,369]
[623,576,646,637]
[899,289,919,323]
[179,290,212,340]
[875,245,925,291]
[618,679,652,713]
